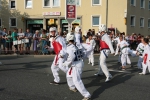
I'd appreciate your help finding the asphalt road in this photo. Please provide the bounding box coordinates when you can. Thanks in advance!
[0,55,150,100]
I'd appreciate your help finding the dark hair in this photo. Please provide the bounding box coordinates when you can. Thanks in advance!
[3,28,6,30]
[69,40,74,43]
[141,35,144,38]
[88,29,91,31]
[42,29,46,33]
[89,34,93,37]
[143,38,149,44]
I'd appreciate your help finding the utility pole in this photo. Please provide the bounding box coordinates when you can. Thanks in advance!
[106,0,108,31]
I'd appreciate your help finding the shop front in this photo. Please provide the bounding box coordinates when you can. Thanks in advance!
[61,18,81,32]
[26,19,43,33]
[46,19,58,32]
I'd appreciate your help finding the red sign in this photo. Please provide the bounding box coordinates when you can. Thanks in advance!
[66,5,76,19]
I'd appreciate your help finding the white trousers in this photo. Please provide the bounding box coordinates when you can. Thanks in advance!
[137,56,143,69]
[88,51,94,64]
[142,62,150,74]
[121,54,131,66]
[66,61,91,98]
[98,50,112,78]
[51,56,68,83]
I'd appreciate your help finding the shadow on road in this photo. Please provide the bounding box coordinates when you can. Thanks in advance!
[84,72,133,100]
[0,88,5,92]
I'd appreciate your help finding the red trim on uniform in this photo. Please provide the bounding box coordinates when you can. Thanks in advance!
[143,54,148,64]
[55,55,59,65]
[69,67,73,75]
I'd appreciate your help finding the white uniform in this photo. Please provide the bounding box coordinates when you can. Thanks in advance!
[136,43,145,69]
[50,35,68,83]
[65,44,91,98]
[118,40,131,67]
[114,37,121,63]
[141,45,150,74]
[86,38,96,65]
[98,33,115,80]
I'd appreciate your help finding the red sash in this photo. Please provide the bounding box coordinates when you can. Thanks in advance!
[55,55,59,65]
[69,67,73,75]
[52,41,62,55]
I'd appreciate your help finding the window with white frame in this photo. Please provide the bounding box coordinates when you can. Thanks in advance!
[140,0,145,8]
[140,18,144,27]
[10,18,17,27]
[92,0,100,5]
[53,0,60,7]
[44,0,50,7]
[9,0,16,9]
[77,0,81,6]
[148,1,150,10]
[92,16,100,26]
[148,19,150,28]
[131,0,136,6]
[0,19,1,27]
[25,0,32,8]
[130,16,135,26]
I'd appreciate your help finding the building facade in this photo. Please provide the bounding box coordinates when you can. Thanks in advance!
[0,0,150,35]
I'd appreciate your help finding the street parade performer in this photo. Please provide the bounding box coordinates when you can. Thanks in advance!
[94,24,115,82]
[64,34,91,100]
[46,27,68,85]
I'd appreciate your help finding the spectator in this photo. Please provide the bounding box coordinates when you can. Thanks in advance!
[17,29,25,55]
[2,28,7,53]
[40,29,48,55]
[11,28,18,55]
[92,29,95,35]
[25,29,32,54]
[5,30,12,54]
[33,30,40,55]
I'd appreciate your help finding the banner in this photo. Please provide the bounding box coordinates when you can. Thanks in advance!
[66,0,76,19]
[13,39,29,45]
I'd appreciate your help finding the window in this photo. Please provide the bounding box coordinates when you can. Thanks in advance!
[148,19,150,28]
[53,0,60,7]
[77,0,81,6]
[92,0,100,5]
[131,0,136,6]
[9,0,16,9]
[44,0,50,7]
[92,16,100,26]
[25,0,32,8]
[140,18,144,27]
[130,16,135,26]
[10,18,17,27]
[0,19,1,27]
[140,0,145,8]
[148,1,150,10]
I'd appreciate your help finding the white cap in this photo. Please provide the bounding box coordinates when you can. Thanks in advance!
[75,26,81,33]
[35,30,39,33]
[68,34,75,41]
[99,24,106,33]
[49,27,56,32]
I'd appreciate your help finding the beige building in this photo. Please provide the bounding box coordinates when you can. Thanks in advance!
[0,0,150,35]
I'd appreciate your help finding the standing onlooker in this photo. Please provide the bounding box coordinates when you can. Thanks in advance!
[92,29,95,35]
[24,29,32,54]
[17,29,25,55]
[40,29,48,55]
[2,28,7,53]
[33,30,40,55]
[5,30,12,54]
[11,28,18,54]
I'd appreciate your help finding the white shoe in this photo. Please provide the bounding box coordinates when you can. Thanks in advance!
[94,73,103,76]
[69,88,78,92]
[105,76,112,82]
[82,97,91,100]
[92,63,94,66]
[139,72,145,75]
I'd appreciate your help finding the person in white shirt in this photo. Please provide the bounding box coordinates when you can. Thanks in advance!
[136,36,145,69]
[17,29,25,55]
[65,35,91,100]
[118,36,131,70]
[139,38,150,75]
[47,27,68,85]
[95,24,115,82]
[86,34,96,66]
